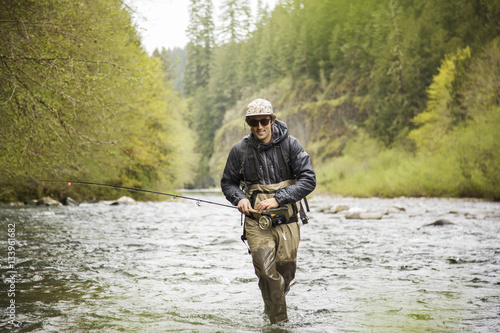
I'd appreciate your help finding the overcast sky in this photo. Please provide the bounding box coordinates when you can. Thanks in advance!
[126,0,278,54]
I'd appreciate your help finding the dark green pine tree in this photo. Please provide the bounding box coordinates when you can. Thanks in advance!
[218,0,251,44]
[185,0,215,96]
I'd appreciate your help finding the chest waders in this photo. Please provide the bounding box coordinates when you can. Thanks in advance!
[240,141,308,324]
[240,142,309,252]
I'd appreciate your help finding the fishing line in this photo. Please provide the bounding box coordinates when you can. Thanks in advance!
[37,180,237,209]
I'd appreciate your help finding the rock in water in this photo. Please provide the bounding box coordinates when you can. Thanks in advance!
[359,212,383,220]
[61,197,79,206]
[345,211,383,220]
[39,197,62,206]
[333,205,350,213]
[423,219,455,227]
[387,205,406,214]
[111,196,136,205]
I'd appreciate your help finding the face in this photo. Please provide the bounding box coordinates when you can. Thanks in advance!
[247,116,274,144]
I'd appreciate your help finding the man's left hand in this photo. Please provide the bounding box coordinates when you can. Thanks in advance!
[256,198,279,211]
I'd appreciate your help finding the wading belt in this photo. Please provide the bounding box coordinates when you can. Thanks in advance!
[249,190,299,224]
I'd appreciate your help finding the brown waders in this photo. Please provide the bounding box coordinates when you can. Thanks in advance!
[244,180,301,324]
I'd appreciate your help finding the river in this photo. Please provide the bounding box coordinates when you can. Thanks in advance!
[1,193,499,332]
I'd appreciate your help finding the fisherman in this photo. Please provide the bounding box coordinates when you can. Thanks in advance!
[221,98,316,324]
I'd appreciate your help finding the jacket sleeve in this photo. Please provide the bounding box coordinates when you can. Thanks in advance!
[220,143,248,206]
[274,137,316,206]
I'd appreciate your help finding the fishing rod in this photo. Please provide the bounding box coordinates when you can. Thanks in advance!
[37,180,237,209]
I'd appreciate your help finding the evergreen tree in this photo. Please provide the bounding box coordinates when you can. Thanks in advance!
[218,0,252,44]
[185,0,215,96]
[152,47,186,95]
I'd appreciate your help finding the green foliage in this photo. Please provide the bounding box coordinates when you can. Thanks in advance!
[0,0,196,201]
[314,39,500,200]
[183,0,499,199]
[408,47,471,151]
[152,47,187,95]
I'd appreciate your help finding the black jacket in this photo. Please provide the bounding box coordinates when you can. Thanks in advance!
[221,119,316,207]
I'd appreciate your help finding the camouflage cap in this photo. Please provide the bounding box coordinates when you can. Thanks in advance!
[245,98,273,117]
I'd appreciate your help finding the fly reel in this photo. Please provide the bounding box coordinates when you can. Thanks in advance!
[258,215,273,230]
[249,207,290,230]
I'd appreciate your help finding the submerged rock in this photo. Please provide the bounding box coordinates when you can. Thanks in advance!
[316,204,350,214]
[423,219,455,227]
[316,206,333,213]
[333,205,350,213]
[345,211,383,220]
[387,205,406,214]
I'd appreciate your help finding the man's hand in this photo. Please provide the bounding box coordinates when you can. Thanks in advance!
[237,198,253,215]
[256,198,279,211]
[238,197,279,215]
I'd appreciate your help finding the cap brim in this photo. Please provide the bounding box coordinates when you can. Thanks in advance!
[246,112,273,117]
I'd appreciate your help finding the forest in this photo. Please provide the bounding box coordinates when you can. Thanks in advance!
[1,0,499,202]
[0,0,197,201]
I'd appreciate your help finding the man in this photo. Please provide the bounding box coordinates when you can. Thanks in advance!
[221,98,316,324]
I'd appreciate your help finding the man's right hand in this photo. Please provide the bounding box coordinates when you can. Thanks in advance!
[237,198,253,215]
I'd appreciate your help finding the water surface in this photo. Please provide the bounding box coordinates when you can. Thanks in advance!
[1,194,499,332]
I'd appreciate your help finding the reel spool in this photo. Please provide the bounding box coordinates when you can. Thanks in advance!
[258,215,273,230]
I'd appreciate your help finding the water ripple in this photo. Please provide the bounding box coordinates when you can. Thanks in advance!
[0,196,499,332]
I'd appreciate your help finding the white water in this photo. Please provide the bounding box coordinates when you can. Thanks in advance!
[1,194,499,332]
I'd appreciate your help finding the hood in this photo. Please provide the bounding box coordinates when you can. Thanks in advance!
[249,119,289,151]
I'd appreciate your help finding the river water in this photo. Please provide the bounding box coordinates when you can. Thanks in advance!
[1,193,499,332]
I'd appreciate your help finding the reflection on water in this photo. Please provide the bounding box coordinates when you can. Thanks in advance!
[1,195,499,332]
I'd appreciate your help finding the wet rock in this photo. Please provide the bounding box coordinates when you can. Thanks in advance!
[110,196,136,205]
[345,211,360,219]
[345,211,383,220]
[333,205,350,213]
[8,201,25,206]
[360,212,383,220]
[61,197,79,206]
[485,211,500,219]
[387,205,406,214]
[316,206,333,213]
[423,219,455,227]
[39,197,62,206]
[25,199,38,206]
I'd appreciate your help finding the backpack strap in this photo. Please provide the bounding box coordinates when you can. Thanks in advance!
[299,200,309,225]
[275,144,290,181]
[247,142,259,184]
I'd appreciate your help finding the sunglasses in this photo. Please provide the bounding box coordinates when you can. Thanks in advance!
[246,117,271,127]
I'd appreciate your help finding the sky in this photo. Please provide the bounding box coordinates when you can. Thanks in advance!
[126,0,278,54]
